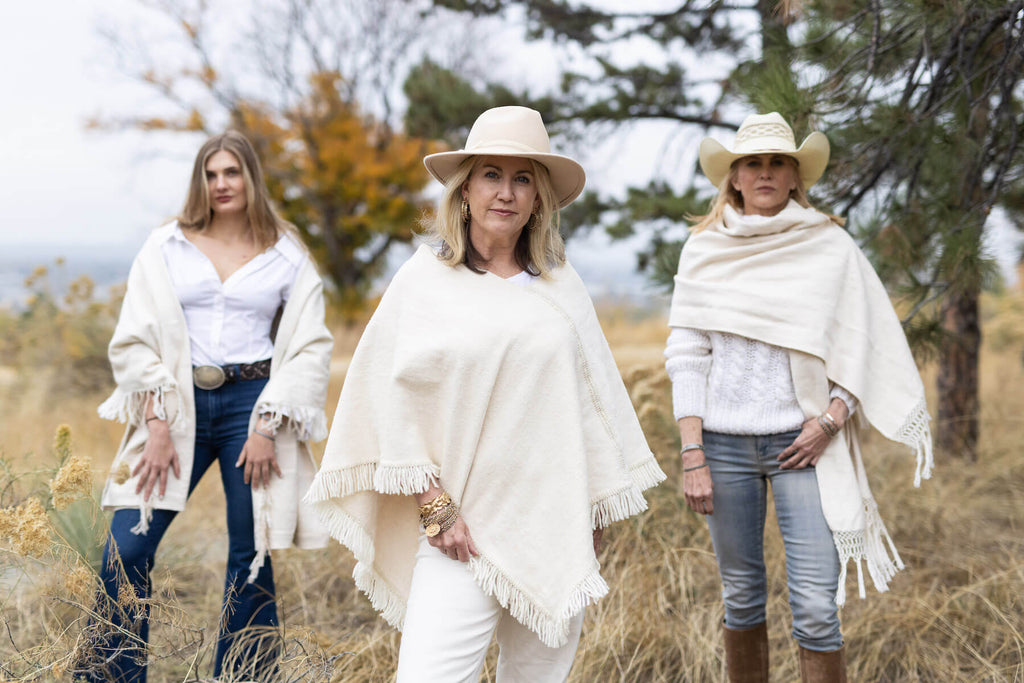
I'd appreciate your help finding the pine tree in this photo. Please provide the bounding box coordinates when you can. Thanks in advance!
[769,0,1024,456]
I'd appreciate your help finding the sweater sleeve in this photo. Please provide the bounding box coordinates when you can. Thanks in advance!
[829,381,859,418]
[665,326,712,421]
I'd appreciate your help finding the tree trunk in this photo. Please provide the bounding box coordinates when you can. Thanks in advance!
[936,287,980,458]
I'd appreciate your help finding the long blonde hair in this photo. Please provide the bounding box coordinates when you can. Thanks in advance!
[690,156,844,232]
[421,156,566,277]
[178,130,298,250]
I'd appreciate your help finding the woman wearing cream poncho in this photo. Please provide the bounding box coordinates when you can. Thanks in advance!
[306,106,665,682]
[666,112,933,683]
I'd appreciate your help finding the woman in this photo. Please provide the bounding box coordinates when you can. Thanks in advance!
[306,106,665,682]
[82,131,333,682]
[666,112,933,682]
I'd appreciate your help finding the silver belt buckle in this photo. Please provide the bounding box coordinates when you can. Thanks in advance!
[193,365,226,390]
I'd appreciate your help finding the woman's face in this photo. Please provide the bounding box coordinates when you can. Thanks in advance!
[730,154,799,217]
[462,155,540,247]
[206,150,248,216]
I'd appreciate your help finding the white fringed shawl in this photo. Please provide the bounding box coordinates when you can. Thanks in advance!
[669,202,933,605]
[305,245,665,647]
[98,223,333,579]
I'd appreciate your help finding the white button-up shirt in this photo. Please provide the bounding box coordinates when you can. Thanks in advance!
[161,225,304,366]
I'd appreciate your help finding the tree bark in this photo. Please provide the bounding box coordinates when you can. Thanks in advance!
[936,287,980,458]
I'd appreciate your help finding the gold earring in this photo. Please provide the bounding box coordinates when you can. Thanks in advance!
[528,212,541,230]
[461,200,471,223]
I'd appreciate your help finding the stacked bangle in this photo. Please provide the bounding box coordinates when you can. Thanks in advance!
[817,413,840,438]
[419,491,459,537]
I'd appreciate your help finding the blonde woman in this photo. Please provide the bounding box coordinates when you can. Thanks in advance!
[306,106,665,682]
[81,131,332,682]
[666,113,932,682]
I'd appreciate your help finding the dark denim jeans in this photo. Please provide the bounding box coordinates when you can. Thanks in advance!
[703,429,843,652]
[83,377,279,682]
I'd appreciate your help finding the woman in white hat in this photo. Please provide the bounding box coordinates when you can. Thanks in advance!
[307,106,665,682]
[666,112,933,682]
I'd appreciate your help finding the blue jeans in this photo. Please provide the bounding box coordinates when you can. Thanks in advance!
[703,430,843,652]
[85,378,279,682]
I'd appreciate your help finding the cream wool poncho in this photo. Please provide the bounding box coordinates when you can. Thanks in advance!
[98,223,333,579]
[306,245,665,648]
[669,201,933,605]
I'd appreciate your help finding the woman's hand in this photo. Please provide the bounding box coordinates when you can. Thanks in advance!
[683,454,714,515]
[236,430,282,489]
[432,516,479,562]
[678,416,713,515]
[133,419,181,501]
[778,398,850,470]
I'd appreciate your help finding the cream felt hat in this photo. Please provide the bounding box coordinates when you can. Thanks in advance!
[423,106,586,208]
[698,112,830,189]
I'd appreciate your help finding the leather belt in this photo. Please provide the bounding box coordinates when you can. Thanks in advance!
[193,359,272,390]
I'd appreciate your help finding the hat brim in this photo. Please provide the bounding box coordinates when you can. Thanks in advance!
[698,131,830,190]
[424,149,586,209]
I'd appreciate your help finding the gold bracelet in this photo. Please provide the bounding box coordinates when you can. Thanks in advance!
[418,491,451,518]
[423,505,459,537]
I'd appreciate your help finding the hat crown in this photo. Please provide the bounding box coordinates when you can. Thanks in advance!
[464,106,552,155]
[732,112,798,153]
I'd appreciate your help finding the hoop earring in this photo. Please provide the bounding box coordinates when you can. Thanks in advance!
[461,200,471,224]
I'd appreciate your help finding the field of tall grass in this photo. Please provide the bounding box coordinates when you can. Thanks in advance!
[1,287,1022,681]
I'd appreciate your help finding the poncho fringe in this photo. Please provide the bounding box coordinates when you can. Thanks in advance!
[97,384,181,428]
[894,398,934,488]
[469,555,609,648]
[256,402,329,443]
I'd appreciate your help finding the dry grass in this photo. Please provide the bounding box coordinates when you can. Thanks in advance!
[0,307,1022,681]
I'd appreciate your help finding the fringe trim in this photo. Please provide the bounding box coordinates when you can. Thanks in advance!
[469,555,608,648]
[630,456,667,491]
[591,484,649,529]
[303,463,439,503]
[894,397,934,487]
[98,384,180,427]
[831,498,904,607]
[303,465,376,504]
[256,402,329,442]
[353,562,407,630]
[372,463,439,496]
[311,499,406,628]
[129,500,153,535]
[247,491,273,583]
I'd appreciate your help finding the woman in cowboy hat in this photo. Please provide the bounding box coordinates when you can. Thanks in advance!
[665,112,932,682]
[307,105,665,682]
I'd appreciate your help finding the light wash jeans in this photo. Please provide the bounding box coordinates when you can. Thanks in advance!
[703,429,843,652]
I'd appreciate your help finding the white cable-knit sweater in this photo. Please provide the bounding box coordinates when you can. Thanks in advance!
[665,326,856,434]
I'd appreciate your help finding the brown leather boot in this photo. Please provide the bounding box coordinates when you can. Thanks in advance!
[722,622,769,683]
[798,645,848,683]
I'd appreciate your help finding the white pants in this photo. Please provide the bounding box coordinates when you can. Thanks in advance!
[395,537,584,683]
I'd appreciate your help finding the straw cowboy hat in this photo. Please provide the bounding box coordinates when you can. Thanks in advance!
[423,106,586,208]
[699,112,830,189]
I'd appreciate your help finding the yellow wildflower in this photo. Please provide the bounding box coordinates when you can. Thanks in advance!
[64,563,96,599]
[53,424,73,463]
[9,498,51,558]
[112,462,132,485]
[49,454,94,510]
